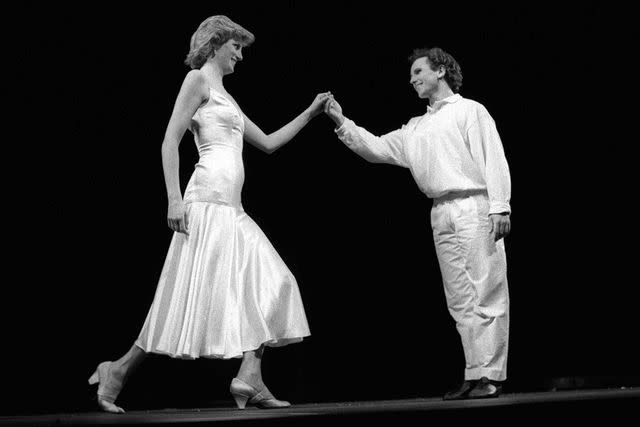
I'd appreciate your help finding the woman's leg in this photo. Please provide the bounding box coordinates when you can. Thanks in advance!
[111,343,147,382]
[236,345,266,390]
[90,344,147,413]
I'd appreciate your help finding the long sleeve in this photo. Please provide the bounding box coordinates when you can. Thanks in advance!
[466,108,511,214]
[335,118,409,168]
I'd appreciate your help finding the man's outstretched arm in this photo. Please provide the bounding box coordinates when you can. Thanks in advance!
[325,98,408,167]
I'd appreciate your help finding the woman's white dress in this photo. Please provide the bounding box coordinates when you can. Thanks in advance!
[135,88,310,359]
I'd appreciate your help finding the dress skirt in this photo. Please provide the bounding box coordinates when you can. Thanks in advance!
[135,201,310,359]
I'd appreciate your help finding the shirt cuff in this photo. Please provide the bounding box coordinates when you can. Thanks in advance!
[334,118,353,137]
[489,201,511,215]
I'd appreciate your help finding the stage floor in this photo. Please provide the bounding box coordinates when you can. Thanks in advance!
[2,387,639,426]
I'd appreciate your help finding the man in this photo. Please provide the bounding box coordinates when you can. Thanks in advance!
[325,47,511,400]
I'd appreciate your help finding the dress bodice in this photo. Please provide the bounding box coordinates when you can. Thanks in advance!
[183,88,246,208]
[190,88,245,154]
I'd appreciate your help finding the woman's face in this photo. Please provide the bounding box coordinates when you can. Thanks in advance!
[215,39,244,74]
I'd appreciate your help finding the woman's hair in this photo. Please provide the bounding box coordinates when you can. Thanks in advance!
[184,15,255,69]
[408,47,463,93]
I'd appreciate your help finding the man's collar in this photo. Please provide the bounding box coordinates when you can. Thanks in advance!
[427,93,461,112]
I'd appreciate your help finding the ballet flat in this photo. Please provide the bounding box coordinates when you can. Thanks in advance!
[229,378,291,409]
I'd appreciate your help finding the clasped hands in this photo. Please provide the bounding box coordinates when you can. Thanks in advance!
[308,92,344,127]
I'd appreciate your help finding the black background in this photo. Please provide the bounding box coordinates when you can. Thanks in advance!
[5,3,638,415]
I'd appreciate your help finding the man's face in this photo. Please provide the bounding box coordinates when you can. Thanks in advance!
[410,57,443,99]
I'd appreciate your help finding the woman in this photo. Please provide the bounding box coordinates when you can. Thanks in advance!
[88,15,329,413]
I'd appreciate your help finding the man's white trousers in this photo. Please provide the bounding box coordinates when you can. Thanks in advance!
[431,191,509,381]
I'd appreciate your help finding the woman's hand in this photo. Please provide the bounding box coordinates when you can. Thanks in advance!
[167,200,189,235]
[307,92,333,118]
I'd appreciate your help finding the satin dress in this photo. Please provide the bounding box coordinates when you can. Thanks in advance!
[135,88,310,359]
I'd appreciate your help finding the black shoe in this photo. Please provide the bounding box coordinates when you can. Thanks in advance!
[468,377,502,399]
[443,380,478,401]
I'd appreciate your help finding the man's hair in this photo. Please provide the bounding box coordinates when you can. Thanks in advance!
[184,15,255,69]
[409,47,463,93]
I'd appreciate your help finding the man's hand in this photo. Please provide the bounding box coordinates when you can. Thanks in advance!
[489,213,510,241]
[324,96,345,127]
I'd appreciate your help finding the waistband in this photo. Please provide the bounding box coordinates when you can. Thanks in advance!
[433,189,487,205]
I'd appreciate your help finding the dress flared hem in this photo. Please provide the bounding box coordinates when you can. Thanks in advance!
[134,334,308,360]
